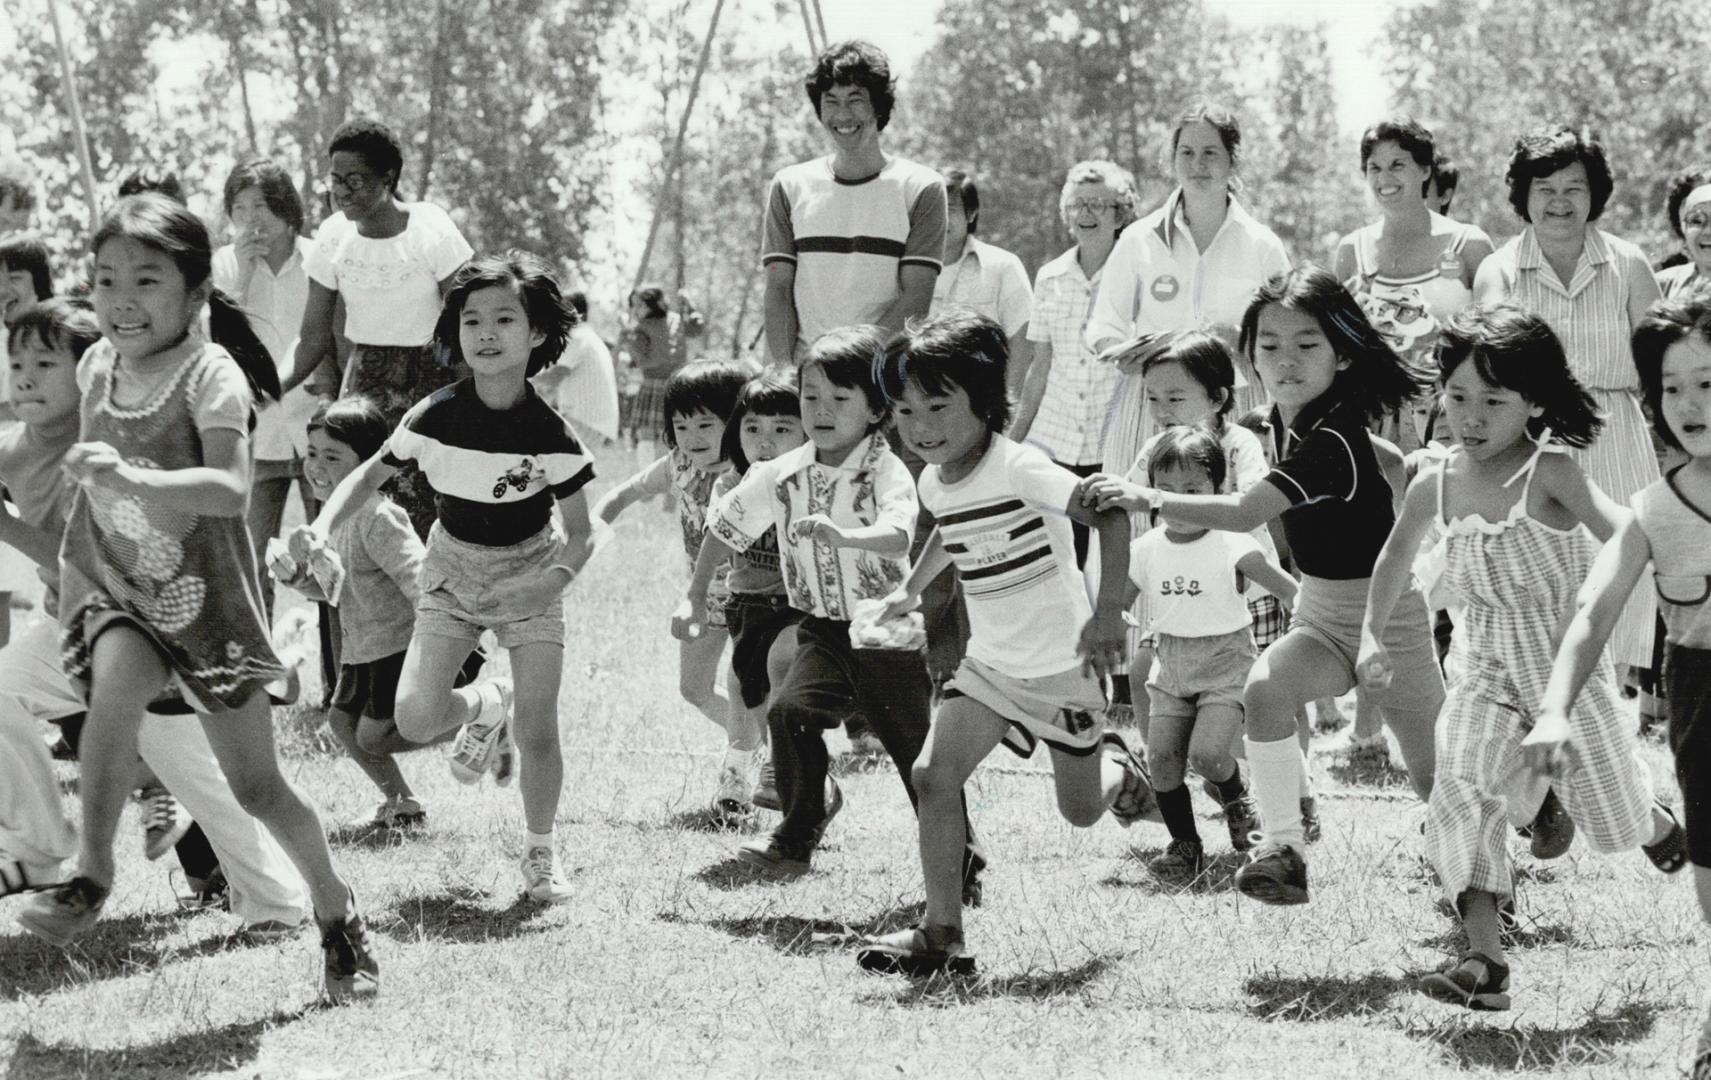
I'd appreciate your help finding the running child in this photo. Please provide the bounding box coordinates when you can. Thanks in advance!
[1081,265,1443,906]
[16,194,375,1001]
[291,251,595,903]
[853,311,1150,975]
[702,373,810,814]
[1129,427,1297,878]
[1360,302,1683,1010]
[282,396,448,830]
[1533,294,1711,1065]
[676,325,985,892]
[595,359,763,812]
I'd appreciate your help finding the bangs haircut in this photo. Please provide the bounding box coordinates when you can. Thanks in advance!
[6,297,101,360]
[223,159,305,234]
[878,310,1011,431]
[434,250,574,377]
[1147,424,1227,491]
[0,232,53,301]
[307,395,391,461]
[1633,293,1711,452]
[662,358,756,449]
[1239,264,1432,422]
[1505,124,1614,222]
[1436,303,1601,448]
[801,324,890,423]
[722,372,801,472]
[1140,329,1237,420]
[805,40,896,130]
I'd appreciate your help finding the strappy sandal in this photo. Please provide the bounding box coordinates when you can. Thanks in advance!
[1643,803,1689,874]
[1418,951,1511,1011]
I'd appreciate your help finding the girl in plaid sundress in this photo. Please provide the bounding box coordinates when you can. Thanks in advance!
[1358,303,1685,1012]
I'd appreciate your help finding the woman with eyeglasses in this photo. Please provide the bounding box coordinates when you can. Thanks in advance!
[1658,165,1711,300]
[284,117,474,538]
[1085,103,1291,484]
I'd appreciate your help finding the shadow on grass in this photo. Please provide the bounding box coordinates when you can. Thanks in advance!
[676,905,923,956]
[6,1007,307,1080]
[382,886,560,944]
[0,912,232,1001]
[664,807,756,834]
[1409,1001,1665,1072]
[1100,850,1244,895]
[1246,970,1413,1021]
[327,821,431,849]
[876,955,1117,1007]
[1420,922,1578,953]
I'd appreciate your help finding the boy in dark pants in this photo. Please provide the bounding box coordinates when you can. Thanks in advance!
[676,326,984,892]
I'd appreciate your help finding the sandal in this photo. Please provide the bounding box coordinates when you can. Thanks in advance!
[1642,803,1689,874]
[1418,951,1511,1011]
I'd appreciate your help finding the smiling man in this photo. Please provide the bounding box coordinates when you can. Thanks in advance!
[761,41,947,368]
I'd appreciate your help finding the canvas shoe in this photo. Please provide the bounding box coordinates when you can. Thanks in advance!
[712,748,754,817]
[751,757,781,812]
[448,678,514,784]
[139,784,191,861]
[17,876,109,946]
[1224,796,1261,853]
[520,845,574,903]
[237,917,310,945]
[1149,837,1206,879]
[320,905,380,1003]
[366,796,427,831]
[173,866,231,912]
[857,923,974,977]
[1103,732,1158,826]
[1234,842,1310,906]
[736,833,814,876]
[1418,952,1511,1011]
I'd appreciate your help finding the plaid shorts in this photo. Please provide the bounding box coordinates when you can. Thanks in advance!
[1249,593,1289,651]
[630,377,669,442]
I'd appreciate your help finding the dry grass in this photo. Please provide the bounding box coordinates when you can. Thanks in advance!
[1,441,1704,1079]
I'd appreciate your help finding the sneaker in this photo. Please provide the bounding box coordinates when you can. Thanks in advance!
[1528,786,1575,860]
[173,866,231,912]
[366,796,427,831]
[320,906,380,1003]
[856,923,975,977]
[1103,732,1158,827]
[448,678,513,784]
[237,917,309,944]
[520,845,574,903]
[1149,837,1206,878]
[712,748,754,817]
[1234,842,1310,906]
[17,876,110,946]
[1301,796,1322,845]
[1418,952,1511,1011]
[736,833,813,876]
[1224,796,1260,853]
[752,757,781,812]
[139,785,190,861]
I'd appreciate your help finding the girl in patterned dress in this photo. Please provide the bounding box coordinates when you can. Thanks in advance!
[596,360,756,810]
[1358,303,1684,1012]
[17,194,378,1002]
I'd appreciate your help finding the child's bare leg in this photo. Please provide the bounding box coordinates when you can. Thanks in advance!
[1188,703,1244,787]
[1049,740,1133,826]
[508,642,566,835]
[1127,644,1154,736]
[326,707,413,801]
[394,634,488,742]
[77,626,172,885]
[679,629,730,730]
[914,698,1007,931]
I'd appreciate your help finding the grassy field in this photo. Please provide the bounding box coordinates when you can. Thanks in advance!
[0,442,1704,1079]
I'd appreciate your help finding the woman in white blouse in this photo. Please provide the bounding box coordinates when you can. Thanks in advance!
[1085,103,1290,481]
[285,117,473,537]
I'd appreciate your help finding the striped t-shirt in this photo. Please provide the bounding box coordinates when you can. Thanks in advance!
[917,436,1091,678]
[762,155,946,360]
[383,379,595,546]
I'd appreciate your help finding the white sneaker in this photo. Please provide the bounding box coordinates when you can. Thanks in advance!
[520,845,573,903]
[712,747,754,816]
[448,678,514,785]
[139,785,190,860]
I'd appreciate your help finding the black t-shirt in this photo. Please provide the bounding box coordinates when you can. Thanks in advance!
[1262,397,1396,580]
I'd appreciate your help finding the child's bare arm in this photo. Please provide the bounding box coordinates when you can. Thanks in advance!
[293,451,396,557]
[592,454,670,525]
[1235,549,1298,607]
[1355,471,1438,688]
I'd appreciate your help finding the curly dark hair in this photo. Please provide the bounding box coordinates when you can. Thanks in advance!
[1504,125,1614,223]
[329,117,404,195]
[804,40,896,131]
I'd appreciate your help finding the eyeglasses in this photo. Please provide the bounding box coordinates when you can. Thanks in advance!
[1066,198,1120,215]
[324,170,380,194]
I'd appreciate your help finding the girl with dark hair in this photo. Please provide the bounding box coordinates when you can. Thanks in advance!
[1474,124,1663,685]
[1358,302,1684,1011]
[620,283,704,452]
[1082,265,1441,906]
[17,193,378,1002]
[284,117,474,538]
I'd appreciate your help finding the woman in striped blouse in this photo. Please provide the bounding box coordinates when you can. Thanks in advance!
[1474,125,1662,678]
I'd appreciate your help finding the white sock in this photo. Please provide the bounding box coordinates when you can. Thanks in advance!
[525,829,553,852]
[1246,736,1306,852]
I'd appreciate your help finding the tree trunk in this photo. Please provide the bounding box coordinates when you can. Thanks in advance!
[45,0,100,231]
[418,0,449,199]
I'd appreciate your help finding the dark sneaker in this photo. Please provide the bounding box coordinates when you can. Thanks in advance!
[17,876,109,946]
[857,924,974,977]
[752,759,781,812]
[736,834,813,876]
[1418,952,1510,1011]
[320,907,380,1003]
[1643,803,1689,874]
[1234,843,1310,906]
[1224,796,1261,853]
[1149,838,1205,878]
[1103,732,1158,826]
[1528,786,1575,860]
[1301,796,1322,844]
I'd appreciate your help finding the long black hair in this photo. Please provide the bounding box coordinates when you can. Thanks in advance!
[1436,303,1601,448]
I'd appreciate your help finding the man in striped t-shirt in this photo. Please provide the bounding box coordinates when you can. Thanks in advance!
[761,40,946,367]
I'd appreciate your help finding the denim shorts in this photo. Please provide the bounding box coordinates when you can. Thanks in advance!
[416,522,566,649]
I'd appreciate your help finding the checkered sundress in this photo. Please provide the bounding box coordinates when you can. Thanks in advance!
[1425,448,1653,901]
